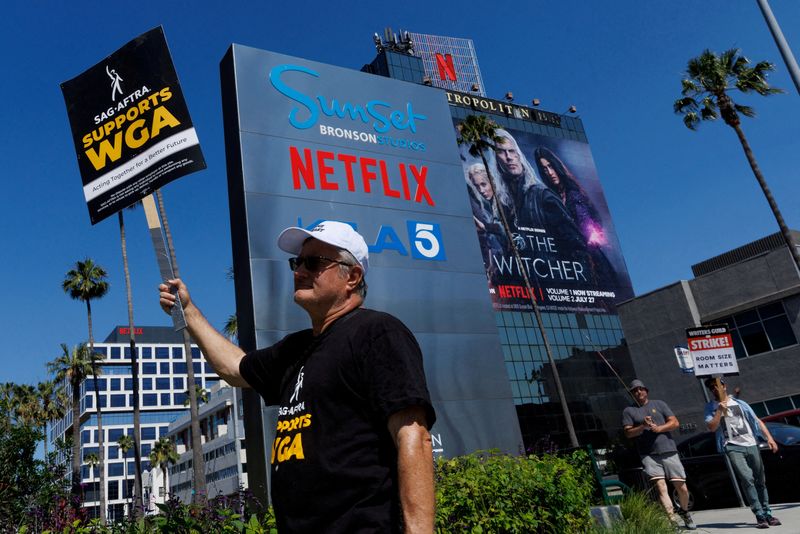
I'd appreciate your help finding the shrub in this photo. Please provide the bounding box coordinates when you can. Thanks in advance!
[435,449,595,533]
[589,491,676,534]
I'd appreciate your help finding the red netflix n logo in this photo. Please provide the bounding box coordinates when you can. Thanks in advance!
[435,53,457,82]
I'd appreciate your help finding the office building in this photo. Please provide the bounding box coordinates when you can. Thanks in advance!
[167,382,247,502]
[50,326,220,519]
[617,232,800,435]
[363,29,638,450]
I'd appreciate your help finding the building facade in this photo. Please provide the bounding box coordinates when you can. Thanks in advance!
[50,326,220,519]
[363,30,638,450]
[617,232,800,437]
[167,382,247,503]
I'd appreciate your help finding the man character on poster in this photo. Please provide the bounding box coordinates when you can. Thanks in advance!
[705,377,781,528]
[491,129,593,284]
[622,379,695,530]
[159,221,436,533]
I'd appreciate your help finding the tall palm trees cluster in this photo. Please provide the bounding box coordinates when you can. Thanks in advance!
[2,256,188,524]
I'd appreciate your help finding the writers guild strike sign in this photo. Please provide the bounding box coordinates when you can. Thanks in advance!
[686,325,739,377]
[61,26,206,225]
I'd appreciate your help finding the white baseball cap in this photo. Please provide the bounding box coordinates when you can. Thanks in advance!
[277,221,369,273]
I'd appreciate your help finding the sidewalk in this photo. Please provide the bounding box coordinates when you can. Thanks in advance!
[690,503,800,533]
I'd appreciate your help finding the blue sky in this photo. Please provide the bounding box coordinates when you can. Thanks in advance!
[2,1,799,387]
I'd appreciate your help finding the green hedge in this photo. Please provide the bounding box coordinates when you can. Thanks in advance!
[434,450,595,533]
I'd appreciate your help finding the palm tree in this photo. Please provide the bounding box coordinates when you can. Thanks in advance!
[63,258,109,524]
[223,314,238,342]
[118,209,144,517]
[84,452,100,508]
[155,190,206,501]
[457,114,579,448]
[183,385,209,407]
[48,343,94,500]
[675,48,800,271]
[117,433,134,514]
[37,380,66,458]
[149,437,178,501]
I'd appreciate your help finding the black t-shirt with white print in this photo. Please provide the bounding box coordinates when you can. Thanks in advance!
[239,308,436,533]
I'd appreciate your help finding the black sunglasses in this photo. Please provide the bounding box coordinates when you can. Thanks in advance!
[288,255,350,272]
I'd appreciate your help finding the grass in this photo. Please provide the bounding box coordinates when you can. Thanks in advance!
[589,491,678,534]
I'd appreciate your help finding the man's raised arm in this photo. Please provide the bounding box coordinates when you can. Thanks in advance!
[159,278,249,387]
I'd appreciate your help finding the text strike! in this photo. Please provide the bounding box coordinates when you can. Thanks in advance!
[289,146,435,206]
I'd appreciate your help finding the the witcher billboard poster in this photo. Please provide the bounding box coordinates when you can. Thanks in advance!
[61,27,206,225]
[454,120,634,313]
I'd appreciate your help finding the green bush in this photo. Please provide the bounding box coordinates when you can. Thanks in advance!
[434,449,595,533]
[589,491,677,534]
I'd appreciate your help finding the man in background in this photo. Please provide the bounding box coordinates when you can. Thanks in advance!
[622,379,695,530]
[705,377,780,529]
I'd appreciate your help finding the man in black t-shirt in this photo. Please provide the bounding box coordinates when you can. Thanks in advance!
[159,221,435,533]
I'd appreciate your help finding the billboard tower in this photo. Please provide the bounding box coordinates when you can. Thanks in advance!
[365,29,638,450]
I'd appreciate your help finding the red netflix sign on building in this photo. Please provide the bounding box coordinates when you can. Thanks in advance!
[435,53,456,81]
[686,325,739,377]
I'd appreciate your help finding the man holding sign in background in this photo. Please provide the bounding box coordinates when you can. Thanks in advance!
[705,378,781,529]
[622,379,695,530]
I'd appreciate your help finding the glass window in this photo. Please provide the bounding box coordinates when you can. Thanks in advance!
[739,322,771,355]
[141,444,151,456]
[110,379,120,391]
[193,362,202,374]
[173,377,184,389]
[174,392,187,406]
[85,395,93,409]
[110,394,126,408]
[124,346,131,359]
[204,363,214,374]
[160,362,170,374]
[156,347,170,359]
[733,309,759,326]
[82,430,92,444]
[94,347,107,356]
[142,363,157,375]
[141,427,156,440]
[763,316,797,350]
[97,395,107,408]
[160,393,171,405]
[124,378,132,390]
[173,347,184,359]
[766,397,793,414]
[108,428,124,442]
[141,347,152,359]
[107,445,119,459]
[159,426,169,437]
[156,378,170,390]
[108,463,124,477]
[143,394,157,406]
[142,378,152,390]
[192,348,201,360]
[759,302,785,319]
[110,347,121,359]
[174,362,187,374]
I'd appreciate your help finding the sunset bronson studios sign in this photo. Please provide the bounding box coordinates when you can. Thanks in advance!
[221,45,523,499]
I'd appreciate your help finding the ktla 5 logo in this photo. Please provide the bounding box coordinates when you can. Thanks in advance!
[298,218,446,261]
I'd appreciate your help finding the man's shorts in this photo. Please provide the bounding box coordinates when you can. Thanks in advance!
[641,452,686,481]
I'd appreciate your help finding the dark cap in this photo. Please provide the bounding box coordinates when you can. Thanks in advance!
[629,379,647,391]
[704,377,725,389]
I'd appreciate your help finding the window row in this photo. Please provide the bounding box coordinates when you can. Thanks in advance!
[716,300,797,359]
[81,426,169,444]
[94,346,203,361]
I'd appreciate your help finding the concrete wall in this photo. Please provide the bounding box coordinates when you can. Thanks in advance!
[618,246,800,441]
